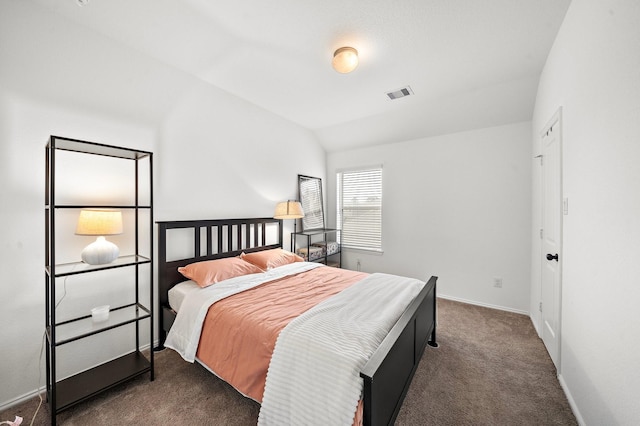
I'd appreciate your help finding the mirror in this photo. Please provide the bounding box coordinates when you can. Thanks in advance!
[298,175,325,230]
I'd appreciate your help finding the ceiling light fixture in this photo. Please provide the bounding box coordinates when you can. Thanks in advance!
[332,47,359,74]
[387,85,414,100]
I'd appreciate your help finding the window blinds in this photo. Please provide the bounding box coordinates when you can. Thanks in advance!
[337,167,382,251]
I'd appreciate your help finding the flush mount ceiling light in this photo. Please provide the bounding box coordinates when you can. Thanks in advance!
[332,47,359,74]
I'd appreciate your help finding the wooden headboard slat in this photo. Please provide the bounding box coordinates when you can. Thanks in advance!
[194,226,201,260]
[206,226,211,257]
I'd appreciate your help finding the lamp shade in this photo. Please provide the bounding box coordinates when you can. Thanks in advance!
[273,201,304,219]
[76,209,123,236]
[332,47,359,73]
[76,209,123,265]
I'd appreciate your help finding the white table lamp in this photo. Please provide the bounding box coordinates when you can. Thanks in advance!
[76,209,123,265]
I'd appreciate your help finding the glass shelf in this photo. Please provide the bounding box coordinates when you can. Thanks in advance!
[49,205,152,209]
[49,303,151,346]
[292,228,339,236]
[47,255,151,277]
[49,136,151,160]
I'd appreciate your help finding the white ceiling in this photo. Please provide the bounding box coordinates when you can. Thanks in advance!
[31,0,571,152]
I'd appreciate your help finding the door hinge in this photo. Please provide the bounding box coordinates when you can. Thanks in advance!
[539,228,543,239]
[539,302,543,312]
[534,154,543,165]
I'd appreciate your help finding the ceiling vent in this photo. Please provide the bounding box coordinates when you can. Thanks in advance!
[386,86,414,100]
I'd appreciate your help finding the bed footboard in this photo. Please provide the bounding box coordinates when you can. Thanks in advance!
[360,276,437,426]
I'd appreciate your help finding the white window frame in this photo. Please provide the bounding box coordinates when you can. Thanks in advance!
[336,166,383,252]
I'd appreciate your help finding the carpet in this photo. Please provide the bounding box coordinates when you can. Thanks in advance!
[1,298,577,425]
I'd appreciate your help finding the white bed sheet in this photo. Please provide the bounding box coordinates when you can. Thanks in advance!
[168,280,200,312]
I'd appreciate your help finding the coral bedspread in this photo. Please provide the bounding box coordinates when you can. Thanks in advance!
[196,265,367,402]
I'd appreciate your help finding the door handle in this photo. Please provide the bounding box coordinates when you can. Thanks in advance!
[546,253,559,261]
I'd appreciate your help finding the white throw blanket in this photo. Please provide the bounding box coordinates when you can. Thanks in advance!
[165,262,323,362]
[258,273,425,426]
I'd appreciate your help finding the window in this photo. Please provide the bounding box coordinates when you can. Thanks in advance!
[337,167,382,252]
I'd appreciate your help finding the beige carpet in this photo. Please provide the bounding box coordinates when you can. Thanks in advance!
[1,298,577,425]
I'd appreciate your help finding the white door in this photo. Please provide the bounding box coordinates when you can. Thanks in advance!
[540,111,562,370]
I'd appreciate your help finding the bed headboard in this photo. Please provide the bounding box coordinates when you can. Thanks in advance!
[157,218,283,309]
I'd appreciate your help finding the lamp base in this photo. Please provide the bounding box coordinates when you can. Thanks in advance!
[81,236,119,265]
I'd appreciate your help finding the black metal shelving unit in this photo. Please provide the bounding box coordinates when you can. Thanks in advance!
[45,136,154,425]
[291,228,341,268]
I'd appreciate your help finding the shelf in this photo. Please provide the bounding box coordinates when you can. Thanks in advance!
[45,136,154,425]
[54,351,151,412]
[47,255,151,277]
[49,136,151,160]
[50,304,151,346]
[292,229,341,268]
[49,205,152,210]
[292,228,339,236]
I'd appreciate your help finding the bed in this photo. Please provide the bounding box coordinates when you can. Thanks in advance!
[157,217,438,426]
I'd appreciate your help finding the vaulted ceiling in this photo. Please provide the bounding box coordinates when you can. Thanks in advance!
[31,0,571,152]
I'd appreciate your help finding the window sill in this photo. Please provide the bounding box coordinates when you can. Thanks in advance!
[342,246,384,255]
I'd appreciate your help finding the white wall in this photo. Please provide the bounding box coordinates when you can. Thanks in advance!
[155,79,325,224]
[327,122,532,313]
[0,1,324,409]
[531,0,640,424]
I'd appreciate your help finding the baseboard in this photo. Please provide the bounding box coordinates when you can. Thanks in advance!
[0,387,45,413]
[558,373,586,426]
[529,313,542,336]
[437,294,529,316]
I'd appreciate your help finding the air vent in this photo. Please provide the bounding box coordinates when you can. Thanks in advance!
[386,86,414,100]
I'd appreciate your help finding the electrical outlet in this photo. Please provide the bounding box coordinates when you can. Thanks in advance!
[493,277,503,288]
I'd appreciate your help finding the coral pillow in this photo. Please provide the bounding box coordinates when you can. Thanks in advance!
[178,257,264,288]
[241,248,304,271]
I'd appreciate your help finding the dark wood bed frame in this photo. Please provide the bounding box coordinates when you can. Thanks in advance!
[156,217,437,426]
